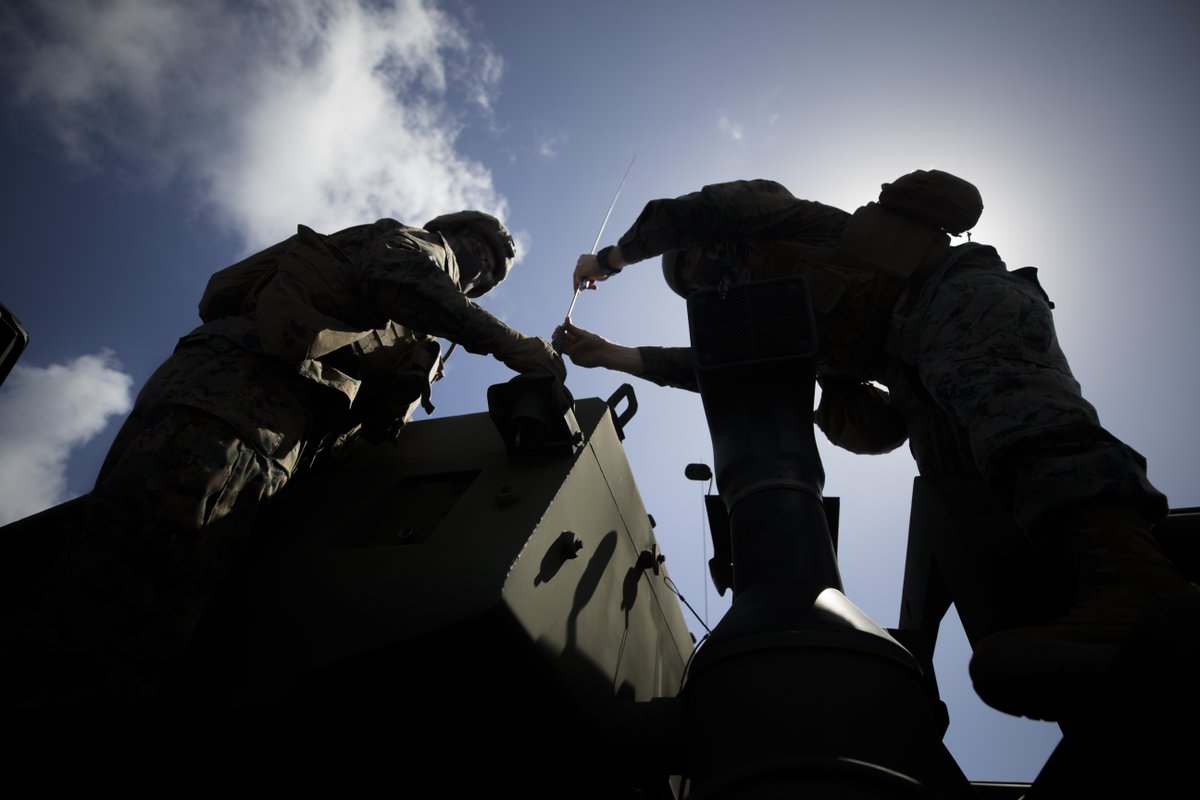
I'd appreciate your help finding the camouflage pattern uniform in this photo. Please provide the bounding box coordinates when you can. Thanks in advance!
[0,218,558,749]
[881,243,1166,530]
[622,180,1167,534]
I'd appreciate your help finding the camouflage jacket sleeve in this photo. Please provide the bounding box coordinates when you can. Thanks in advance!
[617,179,848,264]
[637,346,698,392]
[334,220,531,359]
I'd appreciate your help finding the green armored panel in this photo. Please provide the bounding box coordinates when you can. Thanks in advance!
[232,394,694,782]
[0,392,695,796]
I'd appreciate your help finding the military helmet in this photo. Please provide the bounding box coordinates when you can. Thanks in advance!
[878,169,983,235]
[661,244,737,298]
[424,210,516,296]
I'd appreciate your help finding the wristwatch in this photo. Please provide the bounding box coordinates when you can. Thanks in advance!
[596,245,621,276]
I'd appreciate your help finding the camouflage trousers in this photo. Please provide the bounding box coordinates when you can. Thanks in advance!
[0,402,290,751]
[883,249,1168,533]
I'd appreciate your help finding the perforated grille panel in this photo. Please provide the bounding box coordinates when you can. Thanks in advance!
[688,278,818,370]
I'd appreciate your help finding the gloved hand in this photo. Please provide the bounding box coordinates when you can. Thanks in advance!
[497,333,567,379]
[352,375,425,446]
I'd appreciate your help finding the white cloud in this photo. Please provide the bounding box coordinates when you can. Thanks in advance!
[718,114,745,141]
[1,0,510,250]
[0,0,521,521]
[0,351,133,525]
[536,130,568,160]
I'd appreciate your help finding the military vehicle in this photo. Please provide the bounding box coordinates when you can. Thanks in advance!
[0,301,28,388]
[1,282,1196,798]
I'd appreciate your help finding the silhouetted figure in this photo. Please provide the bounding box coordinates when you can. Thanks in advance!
[1,212,565,758]
[555,172,1197,722]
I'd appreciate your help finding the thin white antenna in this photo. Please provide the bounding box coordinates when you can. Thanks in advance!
[565,154,637,320]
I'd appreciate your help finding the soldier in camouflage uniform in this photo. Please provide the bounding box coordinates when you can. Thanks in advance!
[1,213,565,756]
[554,175,1196,722]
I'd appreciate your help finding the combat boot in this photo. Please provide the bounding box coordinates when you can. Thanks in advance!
[968,503,1199,721]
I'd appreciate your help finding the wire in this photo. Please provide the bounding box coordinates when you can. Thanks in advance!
[678,631,710,693]
[664,575,712,636]
[700,482,709,625]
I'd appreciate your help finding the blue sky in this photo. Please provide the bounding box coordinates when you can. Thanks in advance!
[2,0,1198,784]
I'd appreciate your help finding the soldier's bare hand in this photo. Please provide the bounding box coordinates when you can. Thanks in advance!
[552,320,609,368]
[573,254,605,292]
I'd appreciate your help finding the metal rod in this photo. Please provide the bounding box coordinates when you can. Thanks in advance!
[565,285,582,320]
[566,154,637,319]
[589,154,637,257]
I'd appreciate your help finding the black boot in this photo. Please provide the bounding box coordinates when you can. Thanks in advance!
[969,503,1199,721]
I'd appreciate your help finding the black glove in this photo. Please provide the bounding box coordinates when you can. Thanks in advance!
[352,375,424,446]
[496,333,567,379]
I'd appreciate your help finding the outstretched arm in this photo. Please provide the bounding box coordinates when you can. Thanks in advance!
[553,319,644,374]
[552,319,699,392]
[569,179,827,294]
[352,222,566,379]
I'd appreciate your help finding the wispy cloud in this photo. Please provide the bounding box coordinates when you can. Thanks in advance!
[1,0,509,249]
[536,130,569,160]
[718,114,745,141]
[0,0,517,519]
[0,352,133,525]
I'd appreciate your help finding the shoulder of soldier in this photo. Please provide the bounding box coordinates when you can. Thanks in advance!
[697,179,849,231]
[700,178,794,197]
[947,241,1001,263]
[324,218,408,243]
[699,179,843,216]
[331,219,448,261]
